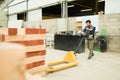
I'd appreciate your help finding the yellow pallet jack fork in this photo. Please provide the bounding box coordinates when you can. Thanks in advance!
[46,51,79,73]
[46,36,85,73]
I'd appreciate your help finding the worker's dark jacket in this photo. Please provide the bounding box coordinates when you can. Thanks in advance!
[83,26,96,40]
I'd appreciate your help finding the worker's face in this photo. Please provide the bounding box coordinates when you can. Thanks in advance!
[86,22,91,27]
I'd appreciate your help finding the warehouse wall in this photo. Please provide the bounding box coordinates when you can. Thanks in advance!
[68,17,76,31]
[28,9,42,21]
[8,14,23,28]
[8,2,26,14]
[105,0,120,14]
[28,0,60,10]
[9,15,17,21]
[0,11,7,28]
[41,18,76,33]
[41,19,58,33]
[9,0,24,6]
[98,13,120,52]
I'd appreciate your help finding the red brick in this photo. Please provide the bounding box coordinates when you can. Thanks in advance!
[25,29,39,34]
[26,61,45,69]
[9,40,44,46]
[26,52,36,57]
[22,41,27,45]
[0,34,5,41]
[26,50,46,57]
[33,60,45,67]
[39,50,46,56]
[2,34,5,41]
[39,29,46,34]
[23,40,44,46]
[37,40,44,45]
[8,28,17,35]
[26,63,33,69]
[25,29,46,34]
[29,40,38,46]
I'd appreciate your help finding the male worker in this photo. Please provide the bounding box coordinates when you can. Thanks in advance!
[82,20,96,59]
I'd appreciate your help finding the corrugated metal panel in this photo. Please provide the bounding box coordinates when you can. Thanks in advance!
[7,0,75,14]
[28,9,42,21]
[9,0,24,6]
[8,2,26,14]
[8,14,17,21]
[105,0,120,14]
[28,0,60,9]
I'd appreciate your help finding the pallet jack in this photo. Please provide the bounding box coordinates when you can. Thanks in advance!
[46,35,85,73]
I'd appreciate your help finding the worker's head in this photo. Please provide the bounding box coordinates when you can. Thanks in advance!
[86,20,91,27]
[0,42,26,80]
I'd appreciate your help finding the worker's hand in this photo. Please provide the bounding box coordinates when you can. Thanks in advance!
[82,32,85,35]
[88,35,93,39]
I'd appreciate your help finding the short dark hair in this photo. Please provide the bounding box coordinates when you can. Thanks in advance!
[86,20,91,23]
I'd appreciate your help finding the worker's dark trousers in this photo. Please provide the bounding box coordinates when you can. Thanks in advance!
[87,39,94,57]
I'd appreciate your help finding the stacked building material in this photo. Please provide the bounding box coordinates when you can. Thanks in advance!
[0,28,47,74]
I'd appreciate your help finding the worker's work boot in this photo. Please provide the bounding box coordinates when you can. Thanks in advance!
[88,56,91,59]
[92,52,95,57]
[88,50,94,59]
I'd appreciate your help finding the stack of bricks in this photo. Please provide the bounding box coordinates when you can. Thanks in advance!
[0,28,47,74]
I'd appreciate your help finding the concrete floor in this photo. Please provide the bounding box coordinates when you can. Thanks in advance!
[44,48,120,80]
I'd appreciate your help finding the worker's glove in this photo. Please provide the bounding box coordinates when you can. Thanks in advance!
[82,32,85,35]
[88,35,93,39]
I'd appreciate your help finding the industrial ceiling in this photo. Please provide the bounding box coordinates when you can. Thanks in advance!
[42,0,105,19]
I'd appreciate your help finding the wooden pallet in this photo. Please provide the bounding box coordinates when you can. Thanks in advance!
[0,28,47,74]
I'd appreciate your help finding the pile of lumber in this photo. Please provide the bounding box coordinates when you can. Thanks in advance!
[0,28,47,75]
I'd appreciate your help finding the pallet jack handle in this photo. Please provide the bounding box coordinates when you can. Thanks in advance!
[74,35,85,57]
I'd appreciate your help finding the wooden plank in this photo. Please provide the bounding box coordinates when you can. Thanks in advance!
[5,34,45,41]
[17,28,25,35]
[26,45,46,52]
[0,28,8,35]
[33,60,45,67]
[25,56,45,64]
[25,72,46,80]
